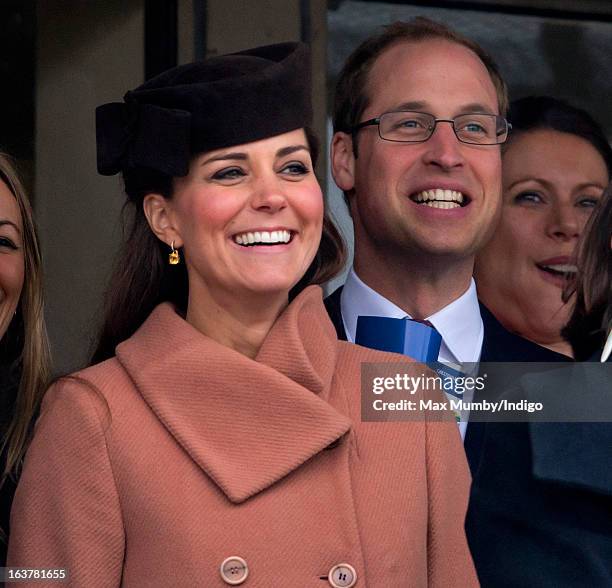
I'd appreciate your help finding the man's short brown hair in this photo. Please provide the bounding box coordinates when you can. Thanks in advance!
[333,17,509,143]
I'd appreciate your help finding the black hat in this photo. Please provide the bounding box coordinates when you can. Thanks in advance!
[96,42,311,177]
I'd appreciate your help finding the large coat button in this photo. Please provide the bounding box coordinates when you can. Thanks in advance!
[328,563,357,587]
[220,556,249,585]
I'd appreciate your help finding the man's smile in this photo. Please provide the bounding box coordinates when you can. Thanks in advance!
[410,188,467,209]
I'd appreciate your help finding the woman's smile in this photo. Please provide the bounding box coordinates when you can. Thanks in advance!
[155,129,323,301]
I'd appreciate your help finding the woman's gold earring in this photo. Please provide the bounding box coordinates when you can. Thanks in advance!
[168,241,180,265]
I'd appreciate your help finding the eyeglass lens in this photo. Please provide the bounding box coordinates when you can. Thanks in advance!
[379,111,506,145]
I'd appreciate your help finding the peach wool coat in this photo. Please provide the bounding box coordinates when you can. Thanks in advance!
[9,287,477,587]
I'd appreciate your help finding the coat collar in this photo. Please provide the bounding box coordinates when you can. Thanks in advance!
[116,286,351,503]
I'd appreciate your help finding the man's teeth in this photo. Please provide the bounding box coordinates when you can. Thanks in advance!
[540,264,577,274]
[412,189,464,208]
[233,230,292,246]
[422,200,460,209]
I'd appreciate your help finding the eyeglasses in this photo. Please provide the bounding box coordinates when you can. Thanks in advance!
[352,111,511,145]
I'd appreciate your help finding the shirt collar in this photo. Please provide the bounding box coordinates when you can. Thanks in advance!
[340,268,483,364]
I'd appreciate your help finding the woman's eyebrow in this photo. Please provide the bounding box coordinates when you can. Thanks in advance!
[506,177,552,191]
[574,182,607,191]
[200,152,248,166]
[0,219,21,234]
[276,145,309,158]
[201,144,309,166]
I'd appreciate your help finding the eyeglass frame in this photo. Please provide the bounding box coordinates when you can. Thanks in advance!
[351,110,512,146]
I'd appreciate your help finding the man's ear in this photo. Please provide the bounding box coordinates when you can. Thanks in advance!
[331,131,356,192]
[142,194,183,248]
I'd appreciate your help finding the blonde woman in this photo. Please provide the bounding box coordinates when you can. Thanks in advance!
[0,153,50,563]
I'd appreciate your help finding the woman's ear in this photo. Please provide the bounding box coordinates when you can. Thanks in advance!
[143,194,183,248]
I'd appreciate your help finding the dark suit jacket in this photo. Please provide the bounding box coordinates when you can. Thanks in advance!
[466,361,612,587]
[326,285,609,587]
[468,303,570,471]
[325,286,569,464]
[324,285,569,467]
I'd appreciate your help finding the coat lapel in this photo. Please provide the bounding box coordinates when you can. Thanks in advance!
[116,287,351,504]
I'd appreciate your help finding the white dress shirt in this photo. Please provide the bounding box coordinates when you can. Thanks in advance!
[340,268,484,438]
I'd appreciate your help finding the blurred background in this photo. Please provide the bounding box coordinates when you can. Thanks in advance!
[2,0,611,372]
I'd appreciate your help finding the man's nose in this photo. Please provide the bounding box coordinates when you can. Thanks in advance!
[421,121,465,170]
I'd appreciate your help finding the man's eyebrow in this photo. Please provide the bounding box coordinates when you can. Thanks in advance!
[386,102,497,115]
[390,101,428,112]
[276,145,309,158]
[200,152,248,166]
[458,103,497,115]
[0,219,21,234]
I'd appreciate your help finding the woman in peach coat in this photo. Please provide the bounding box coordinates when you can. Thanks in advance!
[8,43,477,587]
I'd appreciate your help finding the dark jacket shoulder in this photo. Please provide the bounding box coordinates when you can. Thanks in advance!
[324,286,347,341]
[479,303,570,362]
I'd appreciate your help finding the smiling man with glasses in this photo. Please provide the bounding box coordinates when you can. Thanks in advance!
[328,18,510,369]
[325,17,571,584]
[326,18,567,444]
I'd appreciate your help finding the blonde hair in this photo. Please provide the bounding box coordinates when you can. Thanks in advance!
[0,153,50,522]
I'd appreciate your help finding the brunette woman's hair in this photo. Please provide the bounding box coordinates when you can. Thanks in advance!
[562,185,612,360]
[506,96,612,176]
[91,128,346,363]
[0,153,50,538]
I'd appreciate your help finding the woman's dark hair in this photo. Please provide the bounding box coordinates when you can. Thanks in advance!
[562,184,612,360]
[506,96,612,177]
[92,128,346,363]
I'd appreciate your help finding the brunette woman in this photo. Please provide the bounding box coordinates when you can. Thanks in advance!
[9,44,476,587]
[475,96,611,358]
[468,187,612,587]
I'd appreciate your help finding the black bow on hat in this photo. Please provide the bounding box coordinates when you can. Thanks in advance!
[97,99,191,177]
[96,42,312,178]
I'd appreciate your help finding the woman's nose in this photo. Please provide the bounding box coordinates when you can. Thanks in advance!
[547,202,581,241]
[250,175,288,213]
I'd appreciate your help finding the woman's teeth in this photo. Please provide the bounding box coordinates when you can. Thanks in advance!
[233,230,292,246]
[411,189,465,208]
[538,263,577,276]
